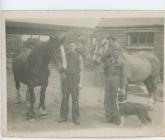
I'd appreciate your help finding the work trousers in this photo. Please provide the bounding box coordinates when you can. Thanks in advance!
[60,73,80,120]
[104,76,121,123]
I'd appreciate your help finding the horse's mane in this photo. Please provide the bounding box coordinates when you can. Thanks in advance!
[29,41,52,57]
[23,38,43,48]
[23,38,52,56]
[25,41,52,74]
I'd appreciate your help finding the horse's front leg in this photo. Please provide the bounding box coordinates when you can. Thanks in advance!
[26,87,30,101]
[27,86,36,120]
[39,84,48,116]
[15,80,22,104]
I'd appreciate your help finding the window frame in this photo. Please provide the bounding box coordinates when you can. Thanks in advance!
[128,32,154,47]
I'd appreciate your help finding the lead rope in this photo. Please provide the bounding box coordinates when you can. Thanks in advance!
[98,68,102,103]
[59,74,62,101]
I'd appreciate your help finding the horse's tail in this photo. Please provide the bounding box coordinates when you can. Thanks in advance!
[143,52,161,82]
[146,112,152,122]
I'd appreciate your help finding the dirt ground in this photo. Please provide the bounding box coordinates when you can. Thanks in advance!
[6,59,164,137]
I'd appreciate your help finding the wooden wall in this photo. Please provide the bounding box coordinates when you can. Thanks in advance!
[95,26,164,61]
[95,26,164,79]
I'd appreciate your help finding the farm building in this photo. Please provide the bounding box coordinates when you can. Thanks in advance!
[6,20,93,41]
[6,20,93,58]
[95,18,164,79]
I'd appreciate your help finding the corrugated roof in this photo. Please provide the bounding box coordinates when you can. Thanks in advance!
[97,18,164,28]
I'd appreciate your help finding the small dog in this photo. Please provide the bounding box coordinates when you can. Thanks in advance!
[116,89,152,126]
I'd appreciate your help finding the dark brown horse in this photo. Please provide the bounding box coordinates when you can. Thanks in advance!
[12,37,64,120]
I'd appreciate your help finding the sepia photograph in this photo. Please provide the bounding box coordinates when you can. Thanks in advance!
[1,11,164,137]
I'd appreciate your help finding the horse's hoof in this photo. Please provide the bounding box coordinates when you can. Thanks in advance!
[26,114,35,120]
[40,115,47,119]
[27,115,36,120]
[15,101,21,104]
[15,98,22,104]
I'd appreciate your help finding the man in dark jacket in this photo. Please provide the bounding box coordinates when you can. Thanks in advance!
[58,41,84,124]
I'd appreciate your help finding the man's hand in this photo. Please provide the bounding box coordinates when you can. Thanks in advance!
[121,88,126,96]
[78,82,83,90]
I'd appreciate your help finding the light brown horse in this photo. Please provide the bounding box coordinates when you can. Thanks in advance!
[93,38,161,108]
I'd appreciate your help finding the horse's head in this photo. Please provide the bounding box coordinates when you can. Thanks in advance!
[92,38,109,64]
[48,36,65,69]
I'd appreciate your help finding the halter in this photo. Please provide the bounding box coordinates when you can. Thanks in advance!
[93,39,109,59]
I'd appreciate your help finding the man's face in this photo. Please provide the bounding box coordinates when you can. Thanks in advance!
[68,42,76,52]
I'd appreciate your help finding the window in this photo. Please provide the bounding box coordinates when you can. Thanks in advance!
[21,35,50,42]
[128,32,154,46]
[40,35,49,41]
